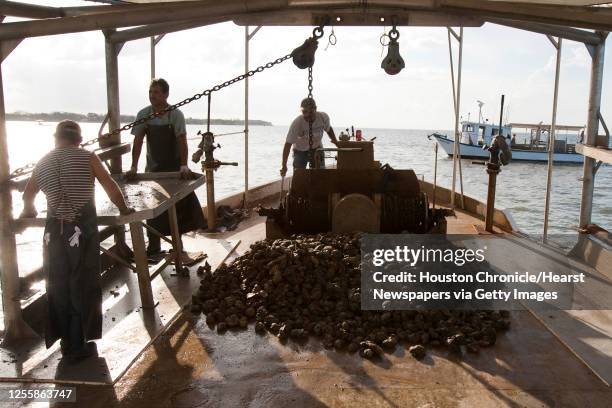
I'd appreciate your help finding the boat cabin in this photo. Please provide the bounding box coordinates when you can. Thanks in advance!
[460,121,512,146]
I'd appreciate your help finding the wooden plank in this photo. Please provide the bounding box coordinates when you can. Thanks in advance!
[128,221,156,309]
[233,9,484,27]
[439,0,612,31]
[530,309,612,386]
[510,122,584,131]
[168,204,183,272]
[576,143,612,164]
[0,235,237,384]
[14,174,205,228]
[93,142,130,162]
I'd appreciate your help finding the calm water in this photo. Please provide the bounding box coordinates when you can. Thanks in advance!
[7,120,612,257]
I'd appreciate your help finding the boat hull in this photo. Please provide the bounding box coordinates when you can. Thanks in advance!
[430,133,584,164]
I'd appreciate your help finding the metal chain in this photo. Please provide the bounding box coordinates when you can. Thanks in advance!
[9,53,293,180]
[307,65,315,167]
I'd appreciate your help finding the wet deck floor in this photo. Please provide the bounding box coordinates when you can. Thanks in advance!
[4,205,612,407]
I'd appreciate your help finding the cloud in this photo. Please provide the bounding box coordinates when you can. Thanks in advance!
[0,11,610,129]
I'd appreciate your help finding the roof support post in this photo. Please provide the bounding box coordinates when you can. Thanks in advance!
[104,30,127,249]
[243,25,262,206]
[150,34,165,79]
[543,36,561,242]
[103,30,123,173]
[448,26,464,209]
[579,33,606,230]
[0,41,36,343]
[150,37,155,79]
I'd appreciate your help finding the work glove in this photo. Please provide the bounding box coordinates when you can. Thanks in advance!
[180,165,194,180]
[124,166,137,181]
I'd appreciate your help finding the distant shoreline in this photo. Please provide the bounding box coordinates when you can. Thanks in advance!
[6,112,273,127]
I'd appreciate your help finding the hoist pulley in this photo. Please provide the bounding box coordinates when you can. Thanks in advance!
[291,25,325,69]
[381,22,405,75]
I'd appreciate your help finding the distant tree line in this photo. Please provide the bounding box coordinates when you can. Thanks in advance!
[6,111,272,126]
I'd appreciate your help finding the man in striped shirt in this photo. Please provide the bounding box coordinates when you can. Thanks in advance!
[20,120,133,362]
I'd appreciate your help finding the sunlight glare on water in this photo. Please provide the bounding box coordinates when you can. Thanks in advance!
[7,119,611,270]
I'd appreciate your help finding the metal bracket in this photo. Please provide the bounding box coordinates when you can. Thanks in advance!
[585,43,596,59]
[247,25,262,41]
[103,29,124,55]
[448,27,461,42]
[598,111,609,140]
[546,35,559,49]
[594,160,602,174]
[0,38,22,63]
[153,33,165,46]
[98,112,110,138]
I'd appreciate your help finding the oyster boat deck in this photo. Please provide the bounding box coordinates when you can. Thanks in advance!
[1,181,611,407]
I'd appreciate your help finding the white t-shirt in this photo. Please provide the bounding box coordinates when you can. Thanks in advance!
[285,112,331,151]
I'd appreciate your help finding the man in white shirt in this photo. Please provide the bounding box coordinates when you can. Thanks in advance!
[280,98,338,176]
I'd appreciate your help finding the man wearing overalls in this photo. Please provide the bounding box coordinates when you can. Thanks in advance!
[127,78,205,257]
[20,120,133,362]
[280,97,339,177]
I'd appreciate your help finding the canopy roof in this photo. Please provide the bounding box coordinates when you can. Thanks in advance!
[0,0,610,42]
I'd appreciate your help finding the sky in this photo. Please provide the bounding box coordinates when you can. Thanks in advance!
[3,1,612,130]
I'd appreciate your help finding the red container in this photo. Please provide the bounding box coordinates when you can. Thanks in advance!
[355,129,362,141]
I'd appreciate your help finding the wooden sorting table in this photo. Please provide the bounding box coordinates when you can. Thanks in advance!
[16,172,205,310]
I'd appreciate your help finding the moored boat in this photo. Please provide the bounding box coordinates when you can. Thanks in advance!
[429,121,585,163]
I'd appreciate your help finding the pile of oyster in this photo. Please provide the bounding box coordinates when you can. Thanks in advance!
[190,233,510,360]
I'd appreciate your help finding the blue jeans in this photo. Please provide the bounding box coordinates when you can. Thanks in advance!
[293,149,325,169]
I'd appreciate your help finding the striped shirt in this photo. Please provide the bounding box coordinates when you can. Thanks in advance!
[33,147,95,222]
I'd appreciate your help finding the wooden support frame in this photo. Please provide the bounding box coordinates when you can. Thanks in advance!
[487,17,603,46]
[0,1,286,41]
[110,17,226,44]
[129,221,157,309]
[579,33,606,229]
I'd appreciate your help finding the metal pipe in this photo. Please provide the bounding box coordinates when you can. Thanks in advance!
[205,94,216,231]
[150,36,155,79]
[447,29,457,114]
[207,93,211,133]
[244,25,249,206]
[0,0,287,41]
[0,60,33,341]
[432,142,438,212]
[485,94,505,233]
[449,26,464,209]
[579,36,606,229]
[206,169,216,232]
[543,37,562,241]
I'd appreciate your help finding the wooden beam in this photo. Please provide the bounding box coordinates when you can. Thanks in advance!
[439,0,612,32]
[0,0,286,41]
[234,8,484,26]
[576,144,612,165]
[486,17,603,45]
[0,1,63,19]
[110,16,228,43]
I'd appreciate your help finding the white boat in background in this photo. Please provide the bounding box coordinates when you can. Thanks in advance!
[429,121,585,163]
